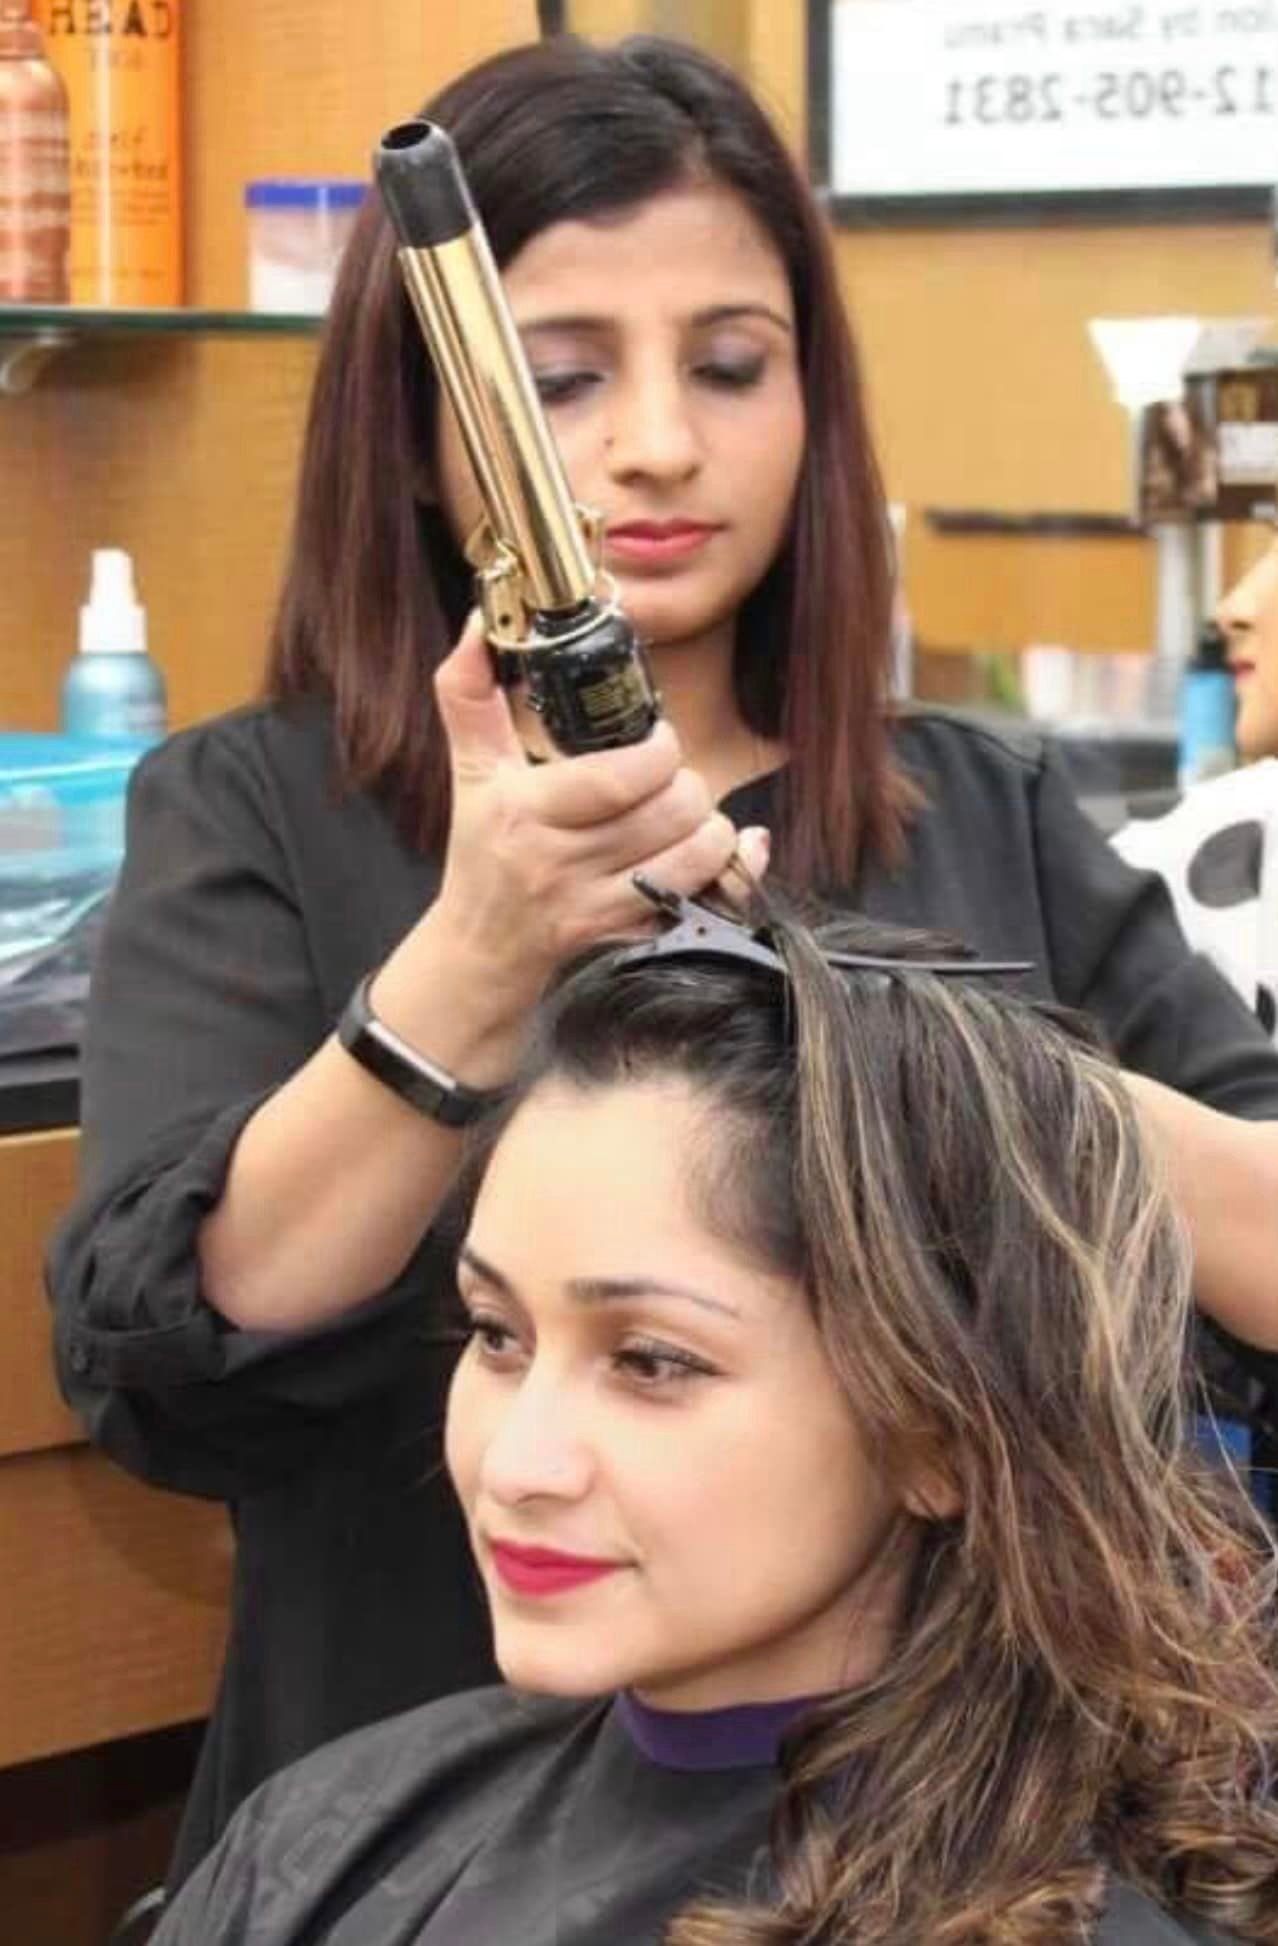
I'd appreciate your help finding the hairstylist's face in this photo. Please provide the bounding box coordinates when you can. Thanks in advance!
[446,1077,908,1710]
[1218,532,1278,761]
[433,181,805,661]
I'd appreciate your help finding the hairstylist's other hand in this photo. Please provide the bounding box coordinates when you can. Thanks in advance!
[428,614,754,1017]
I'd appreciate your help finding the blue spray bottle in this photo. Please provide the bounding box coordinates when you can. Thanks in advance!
[61,549,168,743]
[1178,620,1236,791]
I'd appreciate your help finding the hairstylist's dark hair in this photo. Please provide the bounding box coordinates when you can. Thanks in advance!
[264,34,910,885]
[498,911,1278,1943]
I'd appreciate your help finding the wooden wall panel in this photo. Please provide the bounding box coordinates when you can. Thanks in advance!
[0,1129,80,1461]
[0,1444,231,1768]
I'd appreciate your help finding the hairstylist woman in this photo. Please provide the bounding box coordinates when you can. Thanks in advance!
[48,32,1278,1889]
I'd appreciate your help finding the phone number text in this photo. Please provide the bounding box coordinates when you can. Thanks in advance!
[943,65,1274,126]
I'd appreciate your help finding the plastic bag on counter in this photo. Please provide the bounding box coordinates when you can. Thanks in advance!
[0,733,148,1058]
[0,863,116,1057]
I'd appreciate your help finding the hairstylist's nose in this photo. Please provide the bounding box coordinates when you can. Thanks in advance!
[478,1370,594,1508]
[605,372,700,485]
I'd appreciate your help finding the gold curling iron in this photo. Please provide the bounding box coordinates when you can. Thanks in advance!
[373,120,661,754]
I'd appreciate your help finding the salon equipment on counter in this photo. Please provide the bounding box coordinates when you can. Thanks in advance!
[373,119,660,755]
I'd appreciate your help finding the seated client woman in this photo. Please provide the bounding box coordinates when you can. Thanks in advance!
[153,898,1278,1944]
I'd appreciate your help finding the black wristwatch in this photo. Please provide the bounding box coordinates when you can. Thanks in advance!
[337,972,506,1128]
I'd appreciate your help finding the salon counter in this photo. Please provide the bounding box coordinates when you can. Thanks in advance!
[0,1117,230,1773]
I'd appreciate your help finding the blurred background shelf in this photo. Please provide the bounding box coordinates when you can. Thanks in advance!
[0,307,322,395]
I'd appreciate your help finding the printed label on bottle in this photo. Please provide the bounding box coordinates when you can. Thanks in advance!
[576,664,651,734]
[33,0,182,306]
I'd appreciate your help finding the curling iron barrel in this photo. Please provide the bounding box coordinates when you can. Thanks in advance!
[373,119,661,754]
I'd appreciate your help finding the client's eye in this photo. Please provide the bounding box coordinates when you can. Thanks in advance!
[613,1338,719,1393]
[465,1313,522,1366]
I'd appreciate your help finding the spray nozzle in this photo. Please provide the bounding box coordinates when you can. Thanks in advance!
[80,548,147,657]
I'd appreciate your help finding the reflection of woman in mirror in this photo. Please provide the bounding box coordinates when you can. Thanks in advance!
[1218,529,1278,760]
[154,913,1278,1944]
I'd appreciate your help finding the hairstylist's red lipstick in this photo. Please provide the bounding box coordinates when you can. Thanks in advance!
[488,1539,624,1597]
[606,519,720,566]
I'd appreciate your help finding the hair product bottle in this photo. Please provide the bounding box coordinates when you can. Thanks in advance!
[34,0,181,307]
[62,549,168,740]
[0,0,69,301]
[1178,620,1237,791]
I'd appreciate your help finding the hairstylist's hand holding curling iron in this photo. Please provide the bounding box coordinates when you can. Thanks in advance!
[198,612,765,1339]
[373,610,766,1038]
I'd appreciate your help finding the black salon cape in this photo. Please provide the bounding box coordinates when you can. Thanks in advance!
[152,1687,1224,1946]
[46,697,1278,1888]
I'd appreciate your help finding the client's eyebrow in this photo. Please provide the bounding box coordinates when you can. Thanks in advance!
[568,1276,741,1320]
[458,1246,739,1320]
[519,302,793,338]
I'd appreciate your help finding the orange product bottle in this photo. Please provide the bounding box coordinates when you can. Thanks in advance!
[0,0,70,302]
[33,0,181,308]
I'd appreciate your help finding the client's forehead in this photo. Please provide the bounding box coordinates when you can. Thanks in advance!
[466,1076,778,1319]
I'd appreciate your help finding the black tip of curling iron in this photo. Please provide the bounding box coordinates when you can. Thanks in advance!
[374,119,476,249]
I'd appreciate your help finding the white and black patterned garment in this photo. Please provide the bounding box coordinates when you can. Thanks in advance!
[152,1686,1227,1945]
[1114,761,1278,1043]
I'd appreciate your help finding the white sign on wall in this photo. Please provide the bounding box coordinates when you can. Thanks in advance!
[817,0,1278,209]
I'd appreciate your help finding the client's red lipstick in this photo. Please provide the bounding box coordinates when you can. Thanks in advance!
[489,1540,623,1598]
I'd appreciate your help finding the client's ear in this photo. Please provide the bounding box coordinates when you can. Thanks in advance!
[902,1464,962,1523]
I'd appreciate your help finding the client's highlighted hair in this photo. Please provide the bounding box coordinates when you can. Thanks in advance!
[498,905,1278,1943]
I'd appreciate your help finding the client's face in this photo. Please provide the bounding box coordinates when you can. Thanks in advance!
[1218,532,1278,760]
[446,1077,907,1710]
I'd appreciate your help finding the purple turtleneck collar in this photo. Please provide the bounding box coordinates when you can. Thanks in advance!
[614,1689,827,1772]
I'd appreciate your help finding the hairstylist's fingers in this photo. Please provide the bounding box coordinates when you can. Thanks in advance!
[566,765,714,871]
[600,810,740,924]
[717,827,772,911]
[434,612,526,778]
[528,718,684,830]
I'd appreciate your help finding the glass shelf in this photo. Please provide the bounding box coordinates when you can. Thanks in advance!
[0,304,322,394]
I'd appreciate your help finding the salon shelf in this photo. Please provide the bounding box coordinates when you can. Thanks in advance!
[0,304,323,396]
[924,508,1143,539]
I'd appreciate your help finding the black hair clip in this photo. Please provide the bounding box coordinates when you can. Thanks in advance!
[607,875,1034,983]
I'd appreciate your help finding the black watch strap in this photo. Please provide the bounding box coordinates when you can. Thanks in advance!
[337,972,506,1129]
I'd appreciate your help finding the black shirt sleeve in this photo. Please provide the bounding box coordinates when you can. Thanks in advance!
[45,717,460,1500]
[1033,747,1278,1119]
